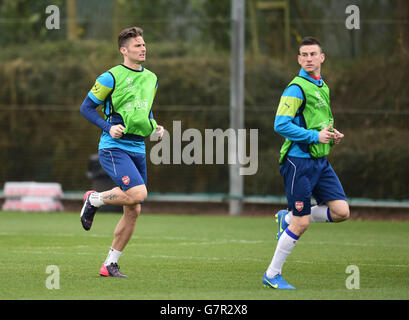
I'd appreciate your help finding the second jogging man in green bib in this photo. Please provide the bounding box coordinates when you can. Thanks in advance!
[80,27,164,278]
[263,37,350,289]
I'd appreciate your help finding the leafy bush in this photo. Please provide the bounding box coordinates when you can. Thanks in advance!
[0,41,407,200]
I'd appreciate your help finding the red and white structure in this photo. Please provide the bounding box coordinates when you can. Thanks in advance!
[2,182,64,212]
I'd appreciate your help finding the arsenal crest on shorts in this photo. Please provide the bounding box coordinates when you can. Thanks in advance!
[295,201,304,212]
[122,176,130,185]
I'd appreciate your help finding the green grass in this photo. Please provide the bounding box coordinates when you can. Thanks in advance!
[0,211,408,300]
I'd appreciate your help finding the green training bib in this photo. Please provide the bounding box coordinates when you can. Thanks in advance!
[279,76,334,163]
[108,64,157,137]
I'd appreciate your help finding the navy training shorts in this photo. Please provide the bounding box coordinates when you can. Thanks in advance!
[98,148,147,191]
[280,156,347,216]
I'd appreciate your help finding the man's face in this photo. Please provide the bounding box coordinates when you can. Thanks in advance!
[121,36,146,63]
[298,44,325,76]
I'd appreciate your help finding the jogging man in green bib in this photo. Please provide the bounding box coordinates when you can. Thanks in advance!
[262,37,350,289]
[80,27,164,278]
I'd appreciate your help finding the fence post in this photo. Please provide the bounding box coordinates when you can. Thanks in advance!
[229,0,245,216]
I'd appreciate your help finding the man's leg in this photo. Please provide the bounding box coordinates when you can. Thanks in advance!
[312,159,349,222]
[81,184,146,231]
[279,201,345,228]
[81,148,147,231]
[99,187,145,278]
[327,199,350,222]
[288,214,310,236]
[264,157,313,289]
[102,151,148,263]
[263,214,309,290]
[111,203,141,252]
[278,157,350,227]
[99,184,147,207]
[284,199,349,223]
[268,200,349,286]
[101,203,141,278]
[277,204,331,239]
[267,215,309,275]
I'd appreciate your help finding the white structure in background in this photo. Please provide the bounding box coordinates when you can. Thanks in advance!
[2,182,63,212]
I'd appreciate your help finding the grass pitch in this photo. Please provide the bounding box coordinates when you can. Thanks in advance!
[0,211,408,300]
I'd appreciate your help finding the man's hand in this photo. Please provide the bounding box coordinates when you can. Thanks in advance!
[155,125,164,141]
[109,124,125,139]
[318,124,335,144]
[333,128,344,144]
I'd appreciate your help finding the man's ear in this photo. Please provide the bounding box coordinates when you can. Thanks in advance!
[320,53,325,63]
[120,46,127,56]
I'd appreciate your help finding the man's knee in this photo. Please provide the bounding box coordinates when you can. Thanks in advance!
[289,215,310,236]
[328,200,350,222]
[125,185,147,205]
[131,189,147,204]
[336,207,350,221]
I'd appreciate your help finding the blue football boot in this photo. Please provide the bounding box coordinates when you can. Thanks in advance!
[262,272,295,290]
[275,209,289,240]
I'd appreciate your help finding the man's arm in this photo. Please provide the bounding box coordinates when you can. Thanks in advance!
[80,96,112,133]
[274,85,319,144]
[80,72,115,133]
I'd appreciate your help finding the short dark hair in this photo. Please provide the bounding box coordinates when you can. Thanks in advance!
[299,36,322,52]
[118,27,144,49]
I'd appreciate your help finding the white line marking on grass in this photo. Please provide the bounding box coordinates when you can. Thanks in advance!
[126,253,409,269]
[300,240,409,249]
[290,259,409,269]
[355,263,409,268]
[8,249,409,269]
[178,239,266,246]
[0,231,111,238]
[3,231,409,269]
[130,253,263,262]
[2,231,408,249]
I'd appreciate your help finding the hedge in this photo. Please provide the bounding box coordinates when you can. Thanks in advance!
[1,40,408,200]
